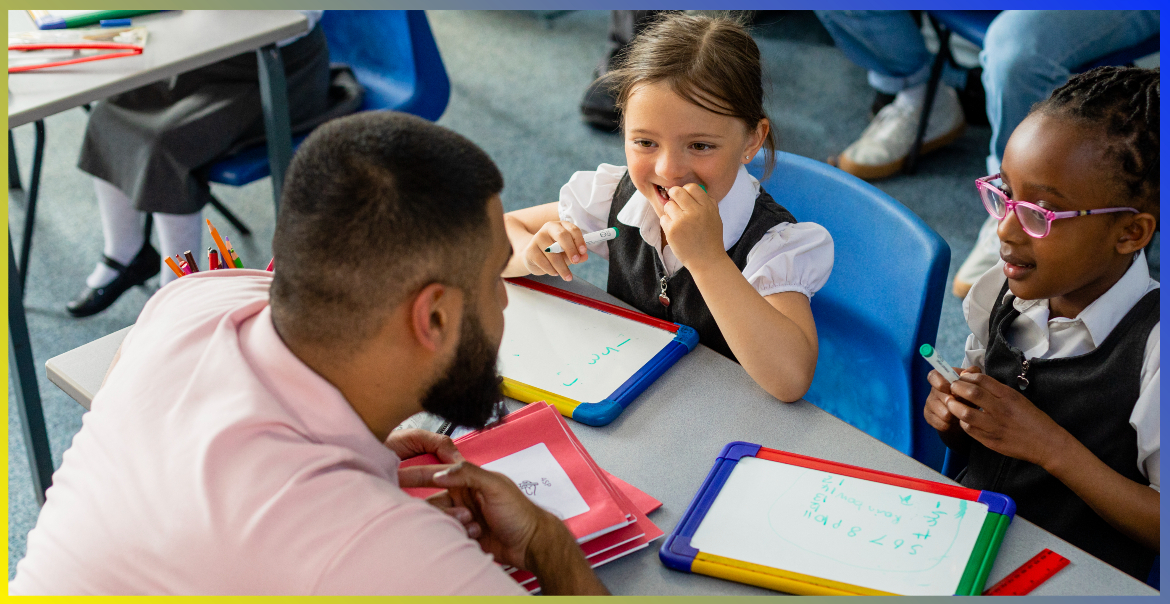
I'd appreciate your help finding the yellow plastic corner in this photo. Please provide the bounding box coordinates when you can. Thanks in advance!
[692,552,896,596]
[501,378,580,419]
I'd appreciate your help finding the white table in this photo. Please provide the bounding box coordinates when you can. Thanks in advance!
[8,9,309,506]
[44,275,1157,595]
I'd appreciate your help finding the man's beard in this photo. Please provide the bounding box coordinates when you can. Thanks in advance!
[419,310,504,430]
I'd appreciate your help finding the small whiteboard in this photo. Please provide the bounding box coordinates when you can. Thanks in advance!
[498,279,698,426]
[661,443,1015,595]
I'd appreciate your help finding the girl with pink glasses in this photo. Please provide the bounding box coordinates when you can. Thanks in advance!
[925,66,1159,580]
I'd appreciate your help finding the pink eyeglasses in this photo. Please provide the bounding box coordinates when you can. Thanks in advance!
[976,174,1139,238]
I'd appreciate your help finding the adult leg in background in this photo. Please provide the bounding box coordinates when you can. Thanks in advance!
[815,10,969,180]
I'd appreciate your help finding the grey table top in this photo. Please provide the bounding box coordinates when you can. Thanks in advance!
[44,275,1155,595]
[8,10,308,128]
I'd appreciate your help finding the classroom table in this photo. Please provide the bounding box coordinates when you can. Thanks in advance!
[8,9,309,506]
[43,275,1156,595]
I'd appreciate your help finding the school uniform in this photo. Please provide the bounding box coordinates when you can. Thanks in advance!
[558,163,833,360]
[957,251,1159,579]
[77,11,330,215]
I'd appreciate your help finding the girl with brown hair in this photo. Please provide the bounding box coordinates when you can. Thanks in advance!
[504,13,833,402]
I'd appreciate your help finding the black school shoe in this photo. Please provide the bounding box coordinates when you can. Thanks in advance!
[581,75,621,133]
[66,243,160,318]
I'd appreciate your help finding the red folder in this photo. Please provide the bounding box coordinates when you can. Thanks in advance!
[400,404,630,542]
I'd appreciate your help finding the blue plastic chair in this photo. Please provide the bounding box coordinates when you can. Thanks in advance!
[903,10,1160,174]
[206,10,450,189]
[747,151,951,470]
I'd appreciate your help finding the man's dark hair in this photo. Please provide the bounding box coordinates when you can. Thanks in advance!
[1032,66,1159,224]
[271,111,504,349]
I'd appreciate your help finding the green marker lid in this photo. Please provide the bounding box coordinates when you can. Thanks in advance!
[699,184,707,192]
[919,344,935,356]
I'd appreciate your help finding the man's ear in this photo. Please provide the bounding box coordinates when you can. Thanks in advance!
[1116,212,1157,254]
[409,283,464,353]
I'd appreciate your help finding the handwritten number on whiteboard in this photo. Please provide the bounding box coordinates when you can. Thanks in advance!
[869,534,886,545]
[587,354,600,365]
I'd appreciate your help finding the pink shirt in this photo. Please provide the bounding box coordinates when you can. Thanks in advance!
[10,271,525,595]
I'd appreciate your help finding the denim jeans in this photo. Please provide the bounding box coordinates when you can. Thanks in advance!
[815,10,1160,174]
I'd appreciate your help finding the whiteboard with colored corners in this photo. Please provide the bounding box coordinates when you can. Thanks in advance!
[498,281,678,406]
[690,457,990,596]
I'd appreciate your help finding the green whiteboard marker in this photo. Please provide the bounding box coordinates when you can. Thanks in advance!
[919,344,960,383]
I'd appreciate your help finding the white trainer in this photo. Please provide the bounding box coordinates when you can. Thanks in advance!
[836,83,966,180]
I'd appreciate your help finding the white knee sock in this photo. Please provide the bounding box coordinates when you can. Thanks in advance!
[154,210,204,286]
[87,179,145,288]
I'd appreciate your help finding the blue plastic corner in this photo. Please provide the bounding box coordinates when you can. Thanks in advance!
[978,491,1016,519]
[659,535,699,572]
[719,441,762,461]
[570,399,624,427]
[672,324,700,350]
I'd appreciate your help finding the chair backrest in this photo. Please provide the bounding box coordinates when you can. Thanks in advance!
[208,11,452,187]
[318,10,450,121]
[748,152,950,468]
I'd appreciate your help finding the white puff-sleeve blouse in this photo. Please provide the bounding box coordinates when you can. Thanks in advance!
[556,163,834,299]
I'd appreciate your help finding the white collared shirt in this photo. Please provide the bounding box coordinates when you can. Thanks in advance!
[557,163,834,299]
[962,251,1160,491]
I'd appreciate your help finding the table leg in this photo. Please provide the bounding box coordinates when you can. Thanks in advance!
[8,130,22,190]
[8,232,54,506]
[256,43,292,215]
[18,120,46,296]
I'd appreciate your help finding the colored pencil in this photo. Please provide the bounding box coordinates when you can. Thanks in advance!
[164,256,184,278]
[206,219,232,269]
[183,250,200,273]
[224,236,244,268]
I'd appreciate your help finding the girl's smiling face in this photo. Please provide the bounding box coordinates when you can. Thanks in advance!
[623,81,768,219]
[996,111,1154,318]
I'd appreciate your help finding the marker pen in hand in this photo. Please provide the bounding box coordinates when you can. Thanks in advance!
[545,227,620,254]
[919,344,961,383]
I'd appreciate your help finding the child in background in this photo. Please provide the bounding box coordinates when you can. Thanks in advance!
[503,13,833,403]
[925,67,1159,579]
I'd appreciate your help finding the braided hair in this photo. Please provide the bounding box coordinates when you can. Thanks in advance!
[1033,66,1159,221]
[1034,65,1160,223]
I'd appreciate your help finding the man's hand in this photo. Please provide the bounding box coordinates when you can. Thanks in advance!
[408,461,608,595]
[420,462,549,569]
[385,428,463,464]
[659,184,725,270]
[947,371,1070,469]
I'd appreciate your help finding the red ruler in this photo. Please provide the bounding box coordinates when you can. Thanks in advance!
[984,549,1071,595]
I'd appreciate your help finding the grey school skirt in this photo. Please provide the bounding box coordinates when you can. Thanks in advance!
[77,25,330,215]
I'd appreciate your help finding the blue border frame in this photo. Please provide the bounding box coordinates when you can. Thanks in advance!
[571,324,699,426]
